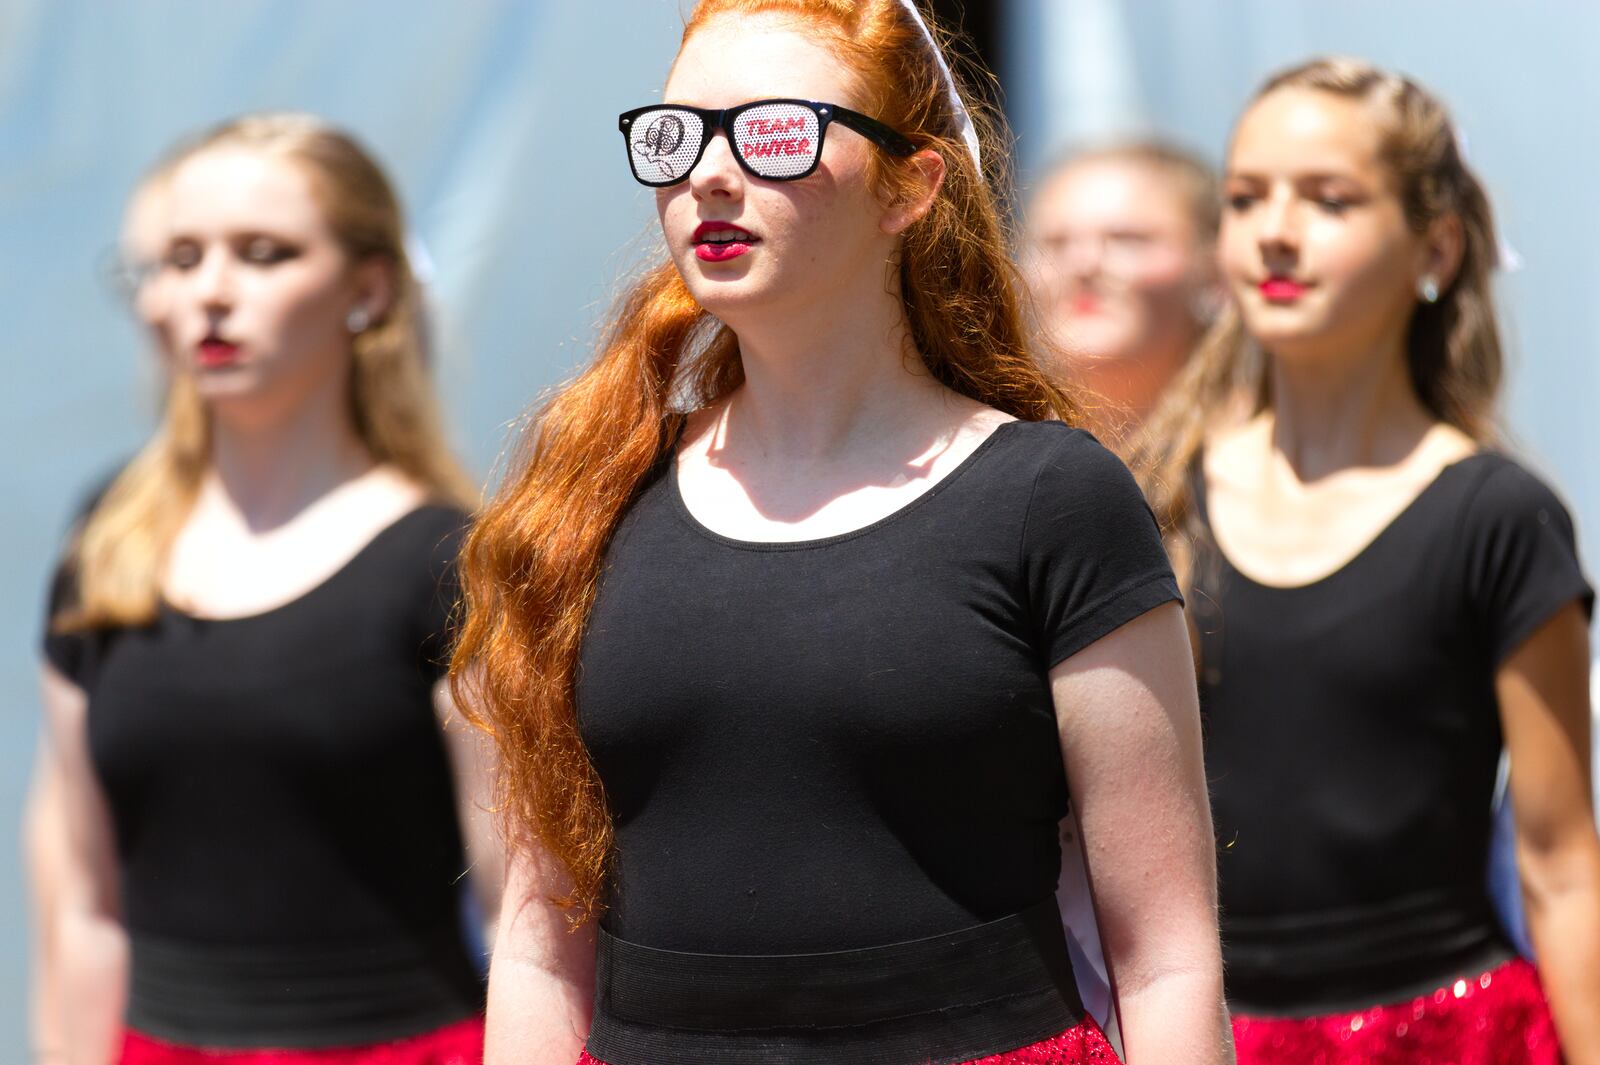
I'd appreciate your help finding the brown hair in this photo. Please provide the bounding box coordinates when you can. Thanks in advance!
[58,113,474,632]
[1130,57,1505,589]
[452,0,1080,922]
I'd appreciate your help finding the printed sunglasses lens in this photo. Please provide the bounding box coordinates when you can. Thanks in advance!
[732,103,821,179]
[626,108,705,185]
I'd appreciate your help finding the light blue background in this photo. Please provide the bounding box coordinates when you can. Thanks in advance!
[4,0,1595,1053]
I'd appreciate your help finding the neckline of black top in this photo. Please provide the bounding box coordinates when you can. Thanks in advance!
[1196,450,1492,594]
[668,419,1022,552]
[160,502,452,625]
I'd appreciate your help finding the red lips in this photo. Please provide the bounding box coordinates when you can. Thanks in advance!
[1259,277,1309,303]
[197,338,241,368]
[693,220,758,263]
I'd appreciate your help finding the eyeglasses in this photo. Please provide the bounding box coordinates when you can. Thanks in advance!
[618,98,915,187]
[96,244,162,306]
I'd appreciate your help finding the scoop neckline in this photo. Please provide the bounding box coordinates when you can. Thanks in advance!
[669,420,1023,552]
[161,502,448,623]
[1198,450,1491,593]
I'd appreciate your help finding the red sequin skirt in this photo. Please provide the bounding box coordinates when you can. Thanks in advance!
[1232,957,1560,1064]
[577,1015,1121,1065]
[116,1017,484,1065]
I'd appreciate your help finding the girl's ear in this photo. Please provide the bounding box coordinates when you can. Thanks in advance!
[881,150,947,236]
[350,255,397,327]
[1420,211,1466,293]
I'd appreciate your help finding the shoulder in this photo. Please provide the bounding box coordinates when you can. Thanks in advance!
[45,461,134,610]
[376,505,471,648]
[987,419,1123,478]
[1456,452,1578,535]
[1012,423,1180,664]
[367,503,471,582]
[403,501,471,551]
[399,501,472,542]
[1000,420,1147,510]
[1011,421,1164,553]
[1449,451,1592,661]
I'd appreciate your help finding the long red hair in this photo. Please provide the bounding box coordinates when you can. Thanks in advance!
[451,0,1080,921]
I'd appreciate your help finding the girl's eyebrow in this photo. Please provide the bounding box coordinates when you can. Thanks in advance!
[1225,168,1364,183]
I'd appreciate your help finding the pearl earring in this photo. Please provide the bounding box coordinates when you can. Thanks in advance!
[346,306,371,333]
[1417,276,1440,304]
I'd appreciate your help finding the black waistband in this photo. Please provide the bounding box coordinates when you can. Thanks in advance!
[126,930,483,1048]
[1222,888,1514,1016]
[588,898,1086,1065]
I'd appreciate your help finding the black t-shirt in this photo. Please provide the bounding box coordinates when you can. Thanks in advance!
[576,420,1180,954]
[43,502,483,1042]
[1193,452,1593,1015]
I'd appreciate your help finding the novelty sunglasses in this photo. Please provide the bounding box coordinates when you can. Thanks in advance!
[619,99,916,187]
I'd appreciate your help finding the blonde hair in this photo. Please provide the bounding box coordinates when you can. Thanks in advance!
[1130,57,1505,589]
[57,113,475,632]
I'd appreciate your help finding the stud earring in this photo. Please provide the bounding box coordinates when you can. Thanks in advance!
[1417,276,1440,304]
[346,306,371,333]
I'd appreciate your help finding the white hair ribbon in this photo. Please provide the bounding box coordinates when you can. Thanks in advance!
[1454,126,1523,273]
[897,0,982,171]
[404,233,436,285]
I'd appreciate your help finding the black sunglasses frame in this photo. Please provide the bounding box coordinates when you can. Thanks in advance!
[618,98,916,187]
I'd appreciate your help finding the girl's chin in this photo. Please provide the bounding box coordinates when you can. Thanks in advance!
[1240,302,1326,337]
[681,268,772,310]
[1053,320,1141,361]
[190,368,273,405]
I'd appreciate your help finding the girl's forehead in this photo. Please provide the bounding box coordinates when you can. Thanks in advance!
[1229,90,1385,176]
[665,15,858,110]
[1051,162,1192,223]
[167,149,325,232]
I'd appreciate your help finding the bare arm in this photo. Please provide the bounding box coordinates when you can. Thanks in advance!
[1498,603,1600,1064]
[484,840,597,1065]
[1050,603,1232,1064]
[38,663,127,1065]
[25,739,68,1065]
[434,679,505,953]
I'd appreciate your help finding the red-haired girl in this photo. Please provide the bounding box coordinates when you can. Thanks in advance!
[458,3,1230,1063]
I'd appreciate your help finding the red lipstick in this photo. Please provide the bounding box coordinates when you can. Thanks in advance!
[1259,277,1309,303]
[197,337,241,368]
[693,220,757,263]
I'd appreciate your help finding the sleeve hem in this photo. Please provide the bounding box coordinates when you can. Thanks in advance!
[42,633,84,687]
[1491,579,1595,668]
[1045,573,1184,670]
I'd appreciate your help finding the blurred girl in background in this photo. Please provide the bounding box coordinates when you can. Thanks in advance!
[1024,144,1224,1042]
[28,163,177,1065]
[38,114,495,1065]
[1134,57,1600,1064]
[1026,141,1221,446]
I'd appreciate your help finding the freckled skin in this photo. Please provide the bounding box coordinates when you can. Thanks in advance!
[656,14,895,330]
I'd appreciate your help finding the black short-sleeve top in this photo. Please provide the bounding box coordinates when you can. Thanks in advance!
[42,501,483,1044]
[1193,452,1593,1015]
[576,420,1180,954]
